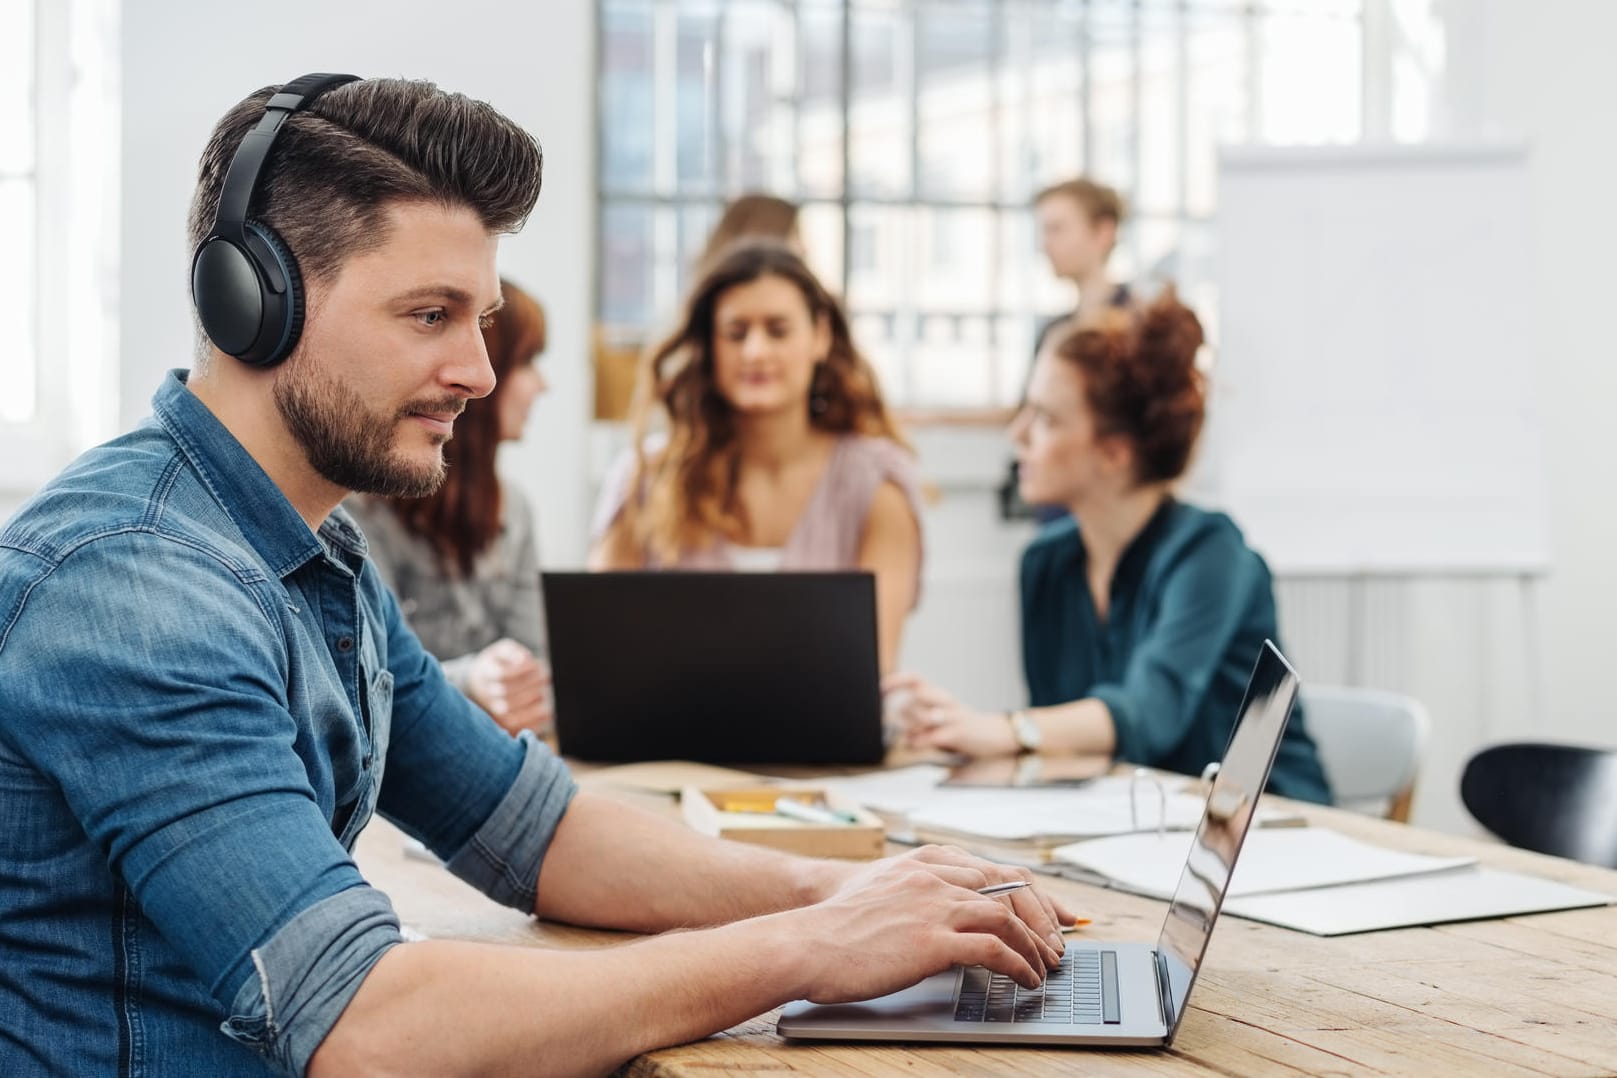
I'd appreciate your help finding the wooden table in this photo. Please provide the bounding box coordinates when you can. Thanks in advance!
[354,776,1617,1077]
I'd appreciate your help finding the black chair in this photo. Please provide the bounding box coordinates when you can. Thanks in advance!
[1460,743,1617,868]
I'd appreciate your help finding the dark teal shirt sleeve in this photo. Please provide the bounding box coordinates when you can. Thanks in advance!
[1085,528,1257,766]
[1019,508,1331,805]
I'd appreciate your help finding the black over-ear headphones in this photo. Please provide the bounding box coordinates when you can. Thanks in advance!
[191,73,361,368]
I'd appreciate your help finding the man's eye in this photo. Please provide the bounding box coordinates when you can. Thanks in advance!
[416,310,446,327]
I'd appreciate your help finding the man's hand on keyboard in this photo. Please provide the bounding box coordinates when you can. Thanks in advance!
[784,845,1075,1006]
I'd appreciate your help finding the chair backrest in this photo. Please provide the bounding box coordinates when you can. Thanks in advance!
[1302,685,1429,821]
[1460,743,1617,868]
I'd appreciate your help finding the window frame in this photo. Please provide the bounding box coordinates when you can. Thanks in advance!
[0,0,119,495]
[593,0,1387,421]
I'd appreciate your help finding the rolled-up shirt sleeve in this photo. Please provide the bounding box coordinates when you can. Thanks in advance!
[222,887,402,1073]
[444,733,577,908]
[1,534,405,1077]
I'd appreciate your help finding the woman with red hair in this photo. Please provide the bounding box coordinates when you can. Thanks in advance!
[889,291,1331,803]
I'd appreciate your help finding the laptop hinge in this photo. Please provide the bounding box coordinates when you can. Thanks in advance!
[1153,950,1176,1033]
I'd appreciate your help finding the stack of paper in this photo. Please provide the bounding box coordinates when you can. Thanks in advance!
[1224,867,1613,935]
[817,770,1302,861]
[820,765,952,815]
[905,778,1216,845]
[1049,828,1611,935]
[1050,828,1477,900]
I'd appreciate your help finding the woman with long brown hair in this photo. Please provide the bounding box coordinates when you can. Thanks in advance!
[590,240,923,672]
[888,290,1331,803]
[348,278,552,736]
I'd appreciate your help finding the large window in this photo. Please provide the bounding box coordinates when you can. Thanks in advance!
[1,0,41,426]
[0,0,119,488]
[596,0,1389,414]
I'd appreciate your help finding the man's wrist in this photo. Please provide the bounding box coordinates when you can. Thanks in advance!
[792,855,856,907]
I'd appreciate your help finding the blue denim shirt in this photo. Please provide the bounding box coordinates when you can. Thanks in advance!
[0,371,577,1076]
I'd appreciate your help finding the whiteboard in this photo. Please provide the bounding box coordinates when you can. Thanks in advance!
[1211,144,1549,575]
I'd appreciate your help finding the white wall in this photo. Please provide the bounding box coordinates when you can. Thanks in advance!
[1265,0,1617,834]
[120,0,595,565]
[1432,2,1617,759]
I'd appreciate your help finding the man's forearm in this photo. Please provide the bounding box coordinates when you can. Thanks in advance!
[534,791,849,930]
[309,915,807,1077]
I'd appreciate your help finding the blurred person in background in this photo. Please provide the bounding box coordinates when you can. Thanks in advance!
[591,240,923,673]
[892,290,1330,804]
[695,193,803,275]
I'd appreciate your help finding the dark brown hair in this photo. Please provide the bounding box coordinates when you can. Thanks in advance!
[1033,177,1127,227]
[385,280,547,576]
[188,78,543,289]
[696,194,800,273]
[1050,287,1206,484]
[615,239,907,561]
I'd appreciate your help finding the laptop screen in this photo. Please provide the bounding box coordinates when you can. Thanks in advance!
[1154,641,1300,1040]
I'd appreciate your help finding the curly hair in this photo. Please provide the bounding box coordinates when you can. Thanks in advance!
[1047,286,1206,484]
[615,240,908,561]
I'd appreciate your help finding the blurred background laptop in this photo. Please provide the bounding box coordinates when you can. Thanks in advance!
[542,571,885,765]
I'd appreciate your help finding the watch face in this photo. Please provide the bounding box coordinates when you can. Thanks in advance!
[1012,712,1041,753]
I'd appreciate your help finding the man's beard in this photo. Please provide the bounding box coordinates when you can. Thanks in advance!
[273,353,460,499]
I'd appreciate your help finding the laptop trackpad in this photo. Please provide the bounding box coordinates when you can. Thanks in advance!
[781,970,957,1023]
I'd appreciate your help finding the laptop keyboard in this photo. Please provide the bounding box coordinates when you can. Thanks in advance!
[952,949,1121,1025]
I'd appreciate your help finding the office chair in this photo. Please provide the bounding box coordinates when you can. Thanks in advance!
[1303,686,1429,822]
[1460,743,1617,869]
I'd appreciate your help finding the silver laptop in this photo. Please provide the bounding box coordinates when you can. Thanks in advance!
[777,640,1301,1048]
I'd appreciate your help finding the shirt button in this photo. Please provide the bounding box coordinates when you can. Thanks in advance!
[336,636,355,652]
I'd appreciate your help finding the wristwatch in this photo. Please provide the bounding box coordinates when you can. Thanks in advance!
[1006,709,1042,755]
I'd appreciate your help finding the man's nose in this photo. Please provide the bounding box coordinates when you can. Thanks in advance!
[446,326,496,399]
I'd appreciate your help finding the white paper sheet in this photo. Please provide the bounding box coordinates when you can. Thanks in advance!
[819,765,952,814]
[1051,828,1477,899]
[1224,867,1612,935]
[906,778,1213,841]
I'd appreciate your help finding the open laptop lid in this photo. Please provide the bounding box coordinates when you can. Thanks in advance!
[1154,640,1301,1042]
[541,570,886,765]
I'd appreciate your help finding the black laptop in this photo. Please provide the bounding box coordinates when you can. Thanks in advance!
[540,571,886,765]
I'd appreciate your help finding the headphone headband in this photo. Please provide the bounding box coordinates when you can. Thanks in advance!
[208,73,361,242]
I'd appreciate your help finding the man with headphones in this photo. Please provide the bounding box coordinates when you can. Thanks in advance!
[0,76,1072,1076]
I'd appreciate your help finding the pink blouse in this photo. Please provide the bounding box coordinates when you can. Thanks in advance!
[591,434,926,603]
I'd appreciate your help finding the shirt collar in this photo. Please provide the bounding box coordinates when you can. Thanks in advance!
[151,369,368,579]
[1073,496,1178,597]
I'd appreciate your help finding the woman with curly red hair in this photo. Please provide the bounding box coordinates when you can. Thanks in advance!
[889,290,1331,803]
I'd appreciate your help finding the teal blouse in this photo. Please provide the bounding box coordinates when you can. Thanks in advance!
[1019,500,1332,804]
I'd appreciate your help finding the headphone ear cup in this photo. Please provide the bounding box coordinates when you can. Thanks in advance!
[241,221,306,368]
[192,238,267,360]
